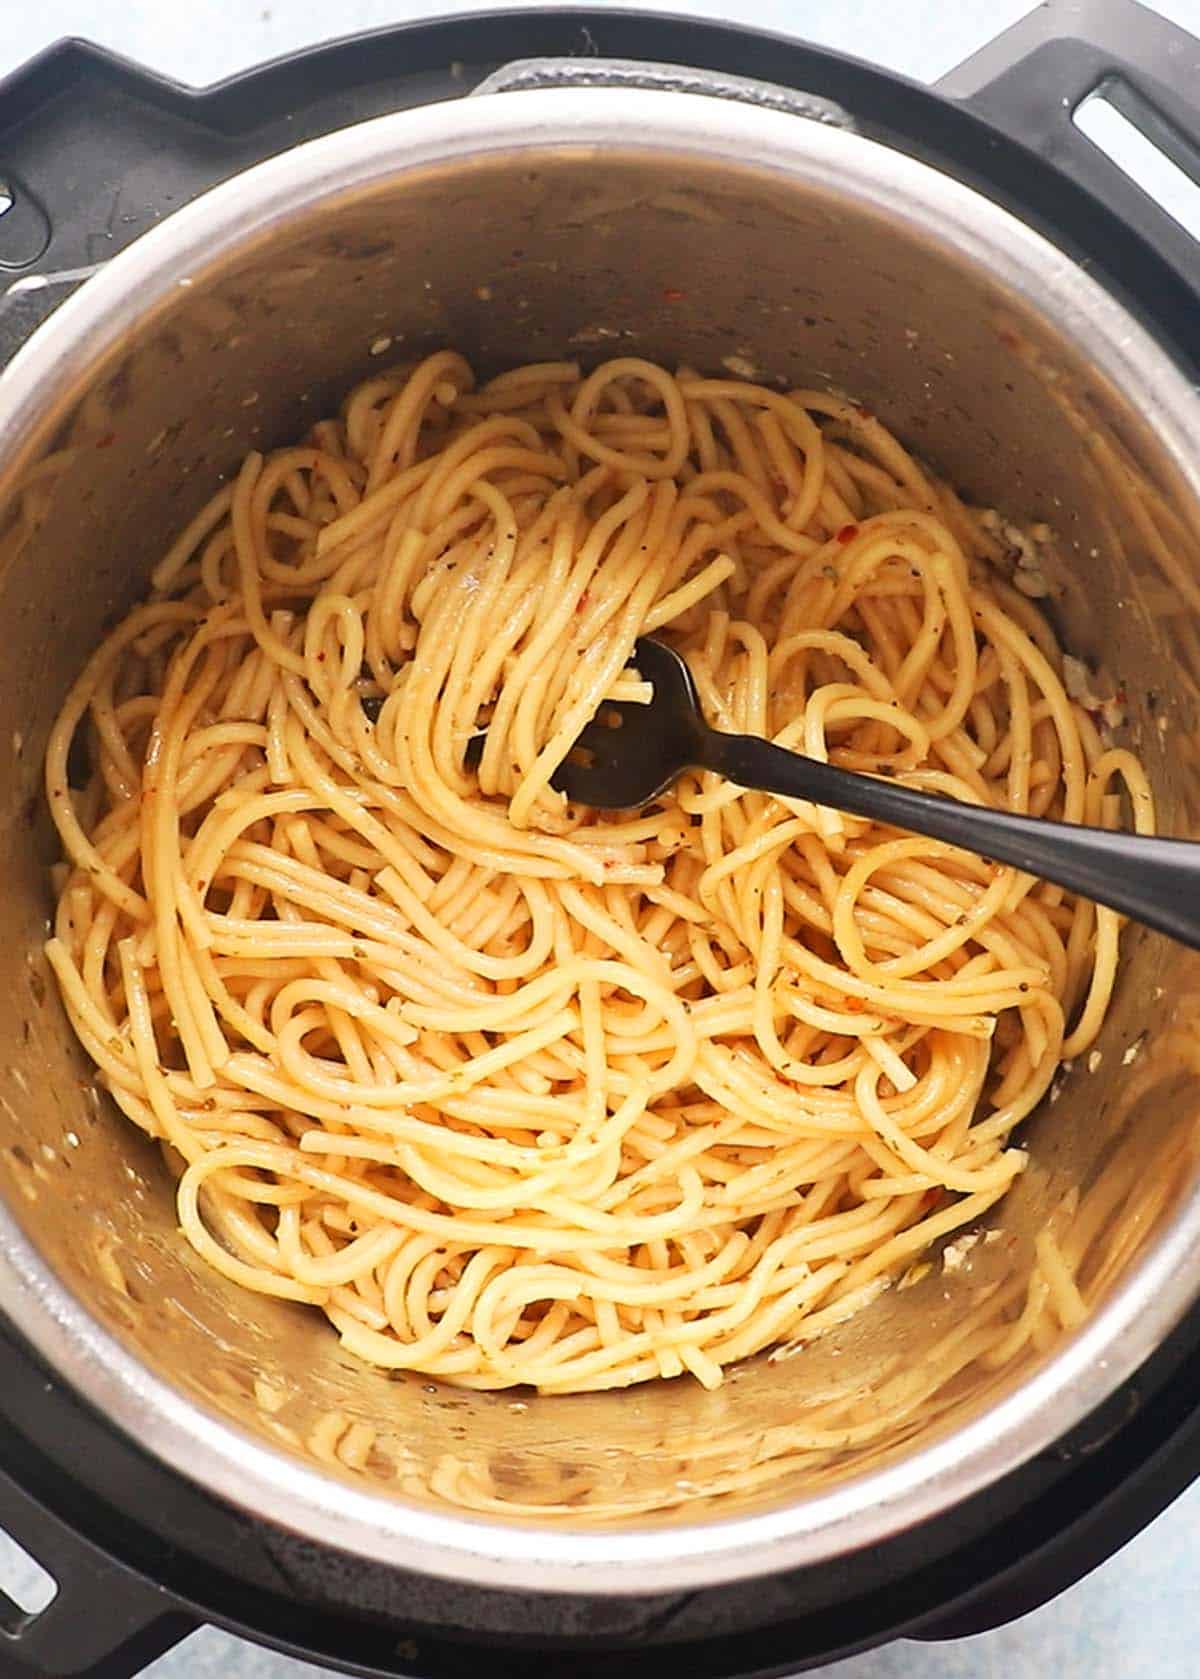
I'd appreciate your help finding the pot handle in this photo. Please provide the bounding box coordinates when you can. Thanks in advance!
[470,55,856,132]
[0,1462,194,1678]
[937,0,1200,289]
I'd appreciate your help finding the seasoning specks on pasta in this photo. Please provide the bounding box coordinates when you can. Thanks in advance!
[44,352,1153,1393]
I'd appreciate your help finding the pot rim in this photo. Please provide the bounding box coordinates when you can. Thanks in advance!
[3,84,1200,1596]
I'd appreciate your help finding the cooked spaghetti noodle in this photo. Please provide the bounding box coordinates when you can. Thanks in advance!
[44,352,1154,1393]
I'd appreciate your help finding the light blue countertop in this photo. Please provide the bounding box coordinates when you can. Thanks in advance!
[3,2,1199,1674]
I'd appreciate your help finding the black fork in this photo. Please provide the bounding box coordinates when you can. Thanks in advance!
[546,637,1200,952]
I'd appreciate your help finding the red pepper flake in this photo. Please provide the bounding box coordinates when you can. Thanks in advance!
[836,524,859,544]
[575,593,590,612]
[96,432,116,450]
[663,287,686,303]
[997,328,1019,351]
[857,407,874,422]
[844,996,865,1013]
[316,651,326,661]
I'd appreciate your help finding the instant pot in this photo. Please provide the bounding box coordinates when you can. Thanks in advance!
[3,4,1200,1674]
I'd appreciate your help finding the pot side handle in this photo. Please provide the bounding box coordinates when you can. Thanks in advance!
[0,27,481,372]
[0,1460,194,1679]
[937,0,1200,292]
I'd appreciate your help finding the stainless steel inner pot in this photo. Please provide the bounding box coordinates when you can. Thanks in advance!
[2,84,1200,1598]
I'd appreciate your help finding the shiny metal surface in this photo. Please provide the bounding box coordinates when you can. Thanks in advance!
[1,86,1200,1597]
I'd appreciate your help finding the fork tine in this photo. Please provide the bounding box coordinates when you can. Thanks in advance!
[572,721,624,760]
[551,759,607,800]
[554,766,632,802]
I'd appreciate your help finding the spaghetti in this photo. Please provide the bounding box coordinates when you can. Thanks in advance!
[44,352,1153,1393]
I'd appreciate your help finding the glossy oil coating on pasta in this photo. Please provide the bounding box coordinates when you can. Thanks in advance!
[45,353,1153,1393]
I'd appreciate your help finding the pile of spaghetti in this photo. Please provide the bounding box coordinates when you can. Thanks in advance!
[45,352,1153,1393]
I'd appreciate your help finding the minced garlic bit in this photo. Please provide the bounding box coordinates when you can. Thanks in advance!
[721,353,759,379]
[942,1231,981,1273]
[1088,1049,1103,1073]
[1101,695,1126,730]
[1122,1036,1145,1067]
[979,508,1054,597]
[1061,653,1125,730]
[1063,654,1097,706]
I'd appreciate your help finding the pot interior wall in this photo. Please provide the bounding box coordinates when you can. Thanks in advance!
[1,139,1199,1535]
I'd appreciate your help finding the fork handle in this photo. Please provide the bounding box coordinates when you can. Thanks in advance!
[699,729,1200,951]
